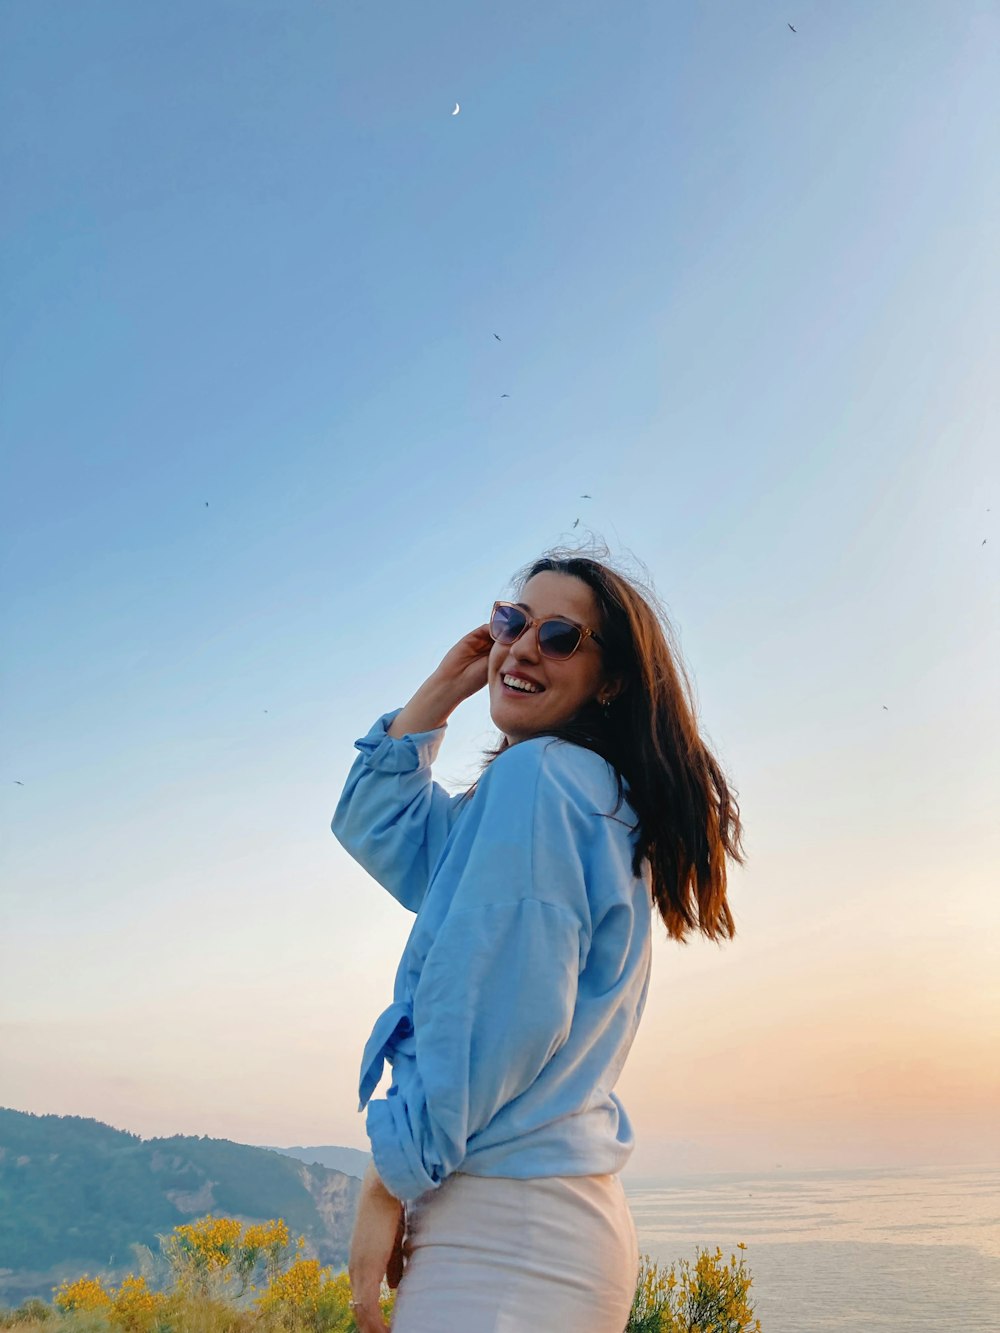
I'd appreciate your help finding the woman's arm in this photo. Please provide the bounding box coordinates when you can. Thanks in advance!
[347,1163,403,1333]
[332,708,463,912]
[331,626,493,912]
[385,675,456,738]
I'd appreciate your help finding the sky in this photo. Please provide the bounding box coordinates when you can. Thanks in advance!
[1,0,998,1180]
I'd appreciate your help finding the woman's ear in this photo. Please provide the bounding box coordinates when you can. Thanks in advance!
[603,675,626,704]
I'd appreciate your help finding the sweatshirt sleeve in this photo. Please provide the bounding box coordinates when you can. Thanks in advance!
[331,709,469,913]
[364,740,594,1201]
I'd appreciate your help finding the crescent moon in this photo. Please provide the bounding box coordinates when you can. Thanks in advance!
[452,102,460,115]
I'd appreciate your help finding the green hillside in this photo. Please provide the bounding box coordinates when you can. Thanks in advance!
[0,1109,360,1307]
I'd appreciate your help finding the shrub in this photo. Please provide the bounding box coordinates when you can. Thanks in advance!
[108,1277,167,1332]
[627,1245,761,1333]
[255,1260,394,1333]
[159,1217,297,1301]
[0,1299,54,1327]
[53,1281,112,1315]
[628,1252,678,1332]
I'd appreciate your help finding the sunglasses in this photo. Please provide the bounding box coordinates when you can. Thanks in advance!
[489,601,605,661]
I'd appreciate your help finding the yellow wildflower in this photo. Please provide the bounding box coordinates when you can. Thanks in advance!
[109,1275,167,1330]
[54,1277,113,1312]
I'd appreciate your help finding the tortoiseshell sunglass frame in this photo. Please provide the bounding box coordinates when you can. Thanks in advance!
[489,600,605,660]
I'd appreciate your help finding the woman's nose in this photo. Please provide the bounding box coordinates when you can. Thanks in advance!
[512,625,541,659]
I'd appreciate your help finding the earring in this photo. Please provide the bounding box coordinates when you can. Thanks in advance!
[600,696,612,718]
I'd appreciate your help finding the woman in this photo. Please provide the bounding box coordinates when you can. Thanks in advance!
[332,551,745,1333]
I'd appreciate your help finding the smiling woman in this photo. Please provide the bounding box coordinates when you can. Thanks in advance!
[330,545,745,1332]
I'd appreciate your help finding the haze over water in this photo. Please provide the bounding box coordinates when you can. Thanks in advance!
[625,1163,1000,1332]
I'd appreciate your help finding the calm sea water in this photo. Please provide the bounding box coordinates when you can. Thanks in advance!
[622,1163,1000,1333]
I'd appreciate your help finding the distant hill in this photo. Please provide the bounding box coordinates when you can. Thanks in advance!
[265,1145,371,1178]
[0,1108,361,1308]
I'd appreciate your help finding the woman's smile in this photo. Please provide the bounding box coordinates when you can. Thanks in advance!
[500,671,544,696]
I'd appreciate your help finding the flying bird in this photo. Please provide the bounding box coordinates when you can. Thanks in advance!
[13,780,24,785]
[493,333,501,341]
[788,24,797,33]
[204,501,209,507]
[983,539,988,545]
[580,494,592,499]
[500,393,510,398]
[452,102,460,116]
[882,705,888,711]
[573,519,580,529]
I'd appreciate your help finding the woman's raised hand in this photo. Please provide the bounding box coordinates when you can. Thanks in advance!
[386,623,493,739]
[431,623,494,703]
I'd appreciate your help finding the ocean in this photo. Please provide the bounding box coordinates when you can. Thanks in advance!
[622,1163,1000,1332]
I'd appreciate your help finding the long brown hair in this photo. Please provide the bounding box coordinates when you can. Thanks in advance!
[471,545,746,945]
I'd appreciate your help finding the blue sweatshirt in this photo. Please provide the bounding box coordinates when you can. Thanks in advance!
[331,708,653,1203]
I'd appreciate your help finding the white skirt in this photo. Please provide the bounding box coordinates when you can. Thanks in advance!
[390,1171,639,1333]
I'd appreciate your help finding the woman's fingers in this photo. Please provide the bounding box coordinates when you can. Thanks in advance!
[433,625,494,700]
[353,1301,389,1333]
[348,1285,389,1332]
[445,625,493,668]
[350,1284,389,1333]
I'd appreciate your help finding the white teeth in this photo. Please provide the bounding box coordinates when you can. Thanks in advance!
[502,674,540,693]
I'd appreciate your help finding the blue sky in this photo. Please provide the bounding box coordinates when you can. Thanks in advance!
[2,0,998,1176]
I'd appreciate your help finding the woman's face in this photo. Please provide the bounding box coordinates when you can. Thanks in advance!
[487,571,618,745]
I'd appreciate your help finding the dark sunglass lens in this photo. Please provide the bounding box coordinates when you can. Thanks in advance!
[539,620,581,659]
[491,605,526,642]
